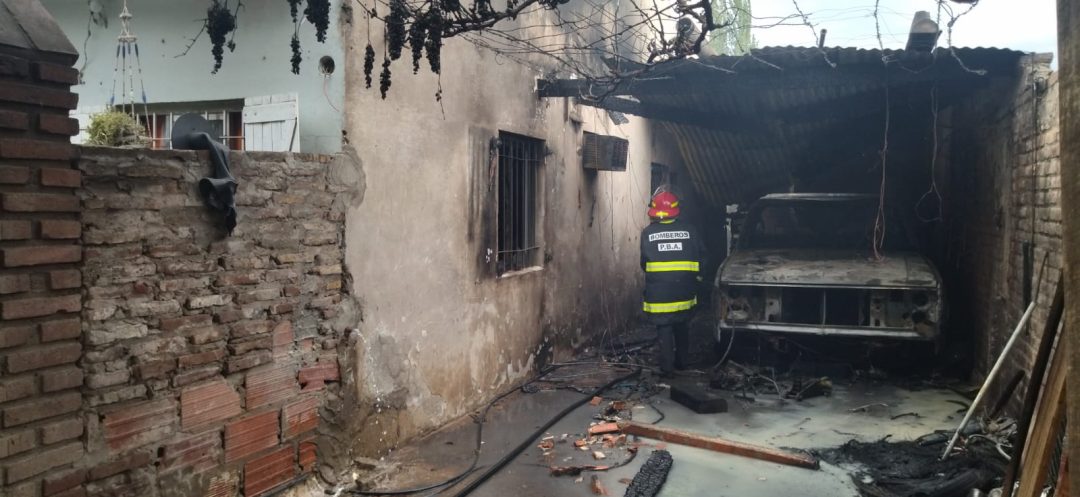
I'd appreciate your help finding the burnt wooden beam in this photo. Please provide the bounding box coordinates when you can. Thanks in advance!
[617,421,820,470]
[572,96,765,133]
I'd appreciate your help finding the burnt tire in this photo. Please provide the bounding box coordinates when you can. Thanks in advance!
[623,450,673,497]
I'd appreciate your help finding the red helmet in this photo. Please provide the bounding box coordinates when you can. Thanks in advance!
[648,191,680,220]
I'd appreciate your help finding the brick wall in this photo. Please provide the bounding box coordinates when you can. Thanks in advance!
[0,35,85,497]
[70,147,354,497]
[947,55,1061,410]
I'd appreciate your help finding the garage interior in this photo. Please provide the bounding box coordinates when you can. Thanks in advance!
[349,46,1066,497]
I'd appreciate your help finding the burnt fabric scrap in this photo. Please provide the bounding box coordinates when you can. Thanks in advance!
[177,132,238,234]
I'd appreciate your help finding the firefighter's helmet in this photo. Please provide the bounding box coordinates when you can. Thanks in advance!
[648,191,680,220]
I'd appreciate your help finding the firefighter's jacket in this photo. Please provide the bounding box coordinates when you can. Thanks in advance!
[640,219,706,324]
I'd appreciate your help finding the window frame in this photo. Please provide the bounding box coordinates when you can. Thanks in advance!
[495,131,545,276]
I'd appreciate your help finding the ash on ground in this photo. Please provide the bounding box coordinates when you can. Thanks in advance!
[816,437,1009,497]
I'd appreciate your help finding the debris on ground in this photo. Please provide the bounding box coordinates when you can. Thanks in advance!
[786,377,833,401]
[622,450,673,497]
[590,475,610,495]
[817,435,1010,497]
[669,379,729,413]
[593,451,607,460]
[589,422,620,436]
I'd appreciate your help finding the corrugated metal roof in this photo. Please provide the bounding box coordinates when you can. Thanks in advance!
[586,46,1027,207]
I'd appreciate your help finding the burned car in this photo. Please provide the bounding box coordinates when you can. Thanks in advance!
[715,193,943,340]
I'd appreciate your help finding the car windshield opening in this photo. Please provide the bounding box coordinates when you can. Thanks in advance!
[740,200,914,251]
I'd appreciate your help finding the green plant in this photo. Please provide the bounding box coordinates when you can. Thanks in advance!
[86,111,147,147]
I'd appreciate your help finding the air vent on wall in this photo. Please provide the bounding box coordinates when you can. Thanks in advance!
[582,132,629,171]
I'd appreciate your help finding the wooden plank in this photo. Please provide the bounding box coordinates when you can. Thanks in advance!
[617,421,820,470]
[1014,335,1067,497]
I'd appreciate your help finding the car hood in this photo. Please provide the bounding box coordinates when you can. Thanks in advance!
[719,249,940,288]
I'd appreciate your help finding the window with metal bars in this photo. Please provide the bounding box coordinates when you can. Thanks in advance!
[496,132,544,274]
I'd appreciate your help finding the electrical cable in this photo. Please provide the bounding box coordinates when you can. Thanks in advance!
[349,364,639,496]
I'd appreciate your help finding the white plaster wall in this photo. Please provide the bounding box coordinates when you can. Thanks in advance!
[342,10,687,450]
[40,0,345,153]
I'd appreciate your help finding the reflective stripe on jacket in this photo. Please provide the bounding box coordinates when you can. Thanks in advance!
[640,219,706,317]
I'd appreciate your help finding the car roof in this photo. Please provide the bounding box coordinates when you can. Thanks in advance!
[758,193,878,202]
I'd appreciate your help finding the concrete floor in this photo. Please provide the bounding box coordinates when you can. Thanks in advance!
[360,367,972,497]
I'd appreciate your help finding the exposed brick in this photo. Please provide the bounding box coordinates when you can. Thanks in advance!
[0,273,31,294]
[40,416,84,445]
[272,321,293,357]
[40,318,81,342]
[2,245,81,267]
[269,302,294,315]
[0,109,29,130]
[215,272,260,287]
[160,313,212,332]
[8,480,38,497]
[3,391,81,427]
[40,367,84,393]
[0,220,32,240]
[186,325,227,345]
[299,362,340,390]
[231,319,273,338]
[161,431,220,474]
[0,138,74,163]
[284,396,319,438]
[40,219,81,239]
[205,472,239,497]
[0,53,29,78]
[38,114,80,136]
[181,380,241,432]
[0,376,35,403]
[187,294,232,309]
[0,324,33,348]
[49,269,82,289]
[43,468,86,496]
[52,486,86,497]
[1,294,80,320]
[246,364,299,410]
[40,167,81,187]
[0,165,31,184]
[215,309,244,323]
[298,441,317,472]
[7,342,81,373]
[136,358,177,380]
[34,63,80,85]
[2,441,82,484]
[0,82,79,110]
[0,429,36,458]
[103,399,177,451]
[244,446,296,497]
[88,450,151,481]
[2,192,79,212]
[226,350,272,373]
[86,321,146,346]
[229,335,273,356]
[224,410,279,463]
[236,287,281,304]
[173,365,221,388]
[178,349,225,368]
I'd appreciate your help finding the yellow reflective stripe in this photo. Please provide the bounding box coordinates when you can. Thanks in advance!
[670,201,679,207]
[645,261,700,272]
[643,298,698,313]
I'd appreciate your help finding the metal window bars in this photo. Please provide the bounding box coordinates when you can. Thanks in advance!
[496,132,543,274]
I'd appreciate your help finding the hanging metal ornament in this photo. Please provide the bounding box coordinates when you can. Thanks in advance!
[109,0,150,124]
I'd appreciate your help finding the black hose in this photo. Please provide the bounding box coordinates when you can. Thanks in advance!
[350,364,638,496]
[447,367,642,497]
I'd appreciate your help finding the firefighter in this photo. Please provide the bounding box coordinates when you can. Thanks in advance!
[640,191,706,375]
